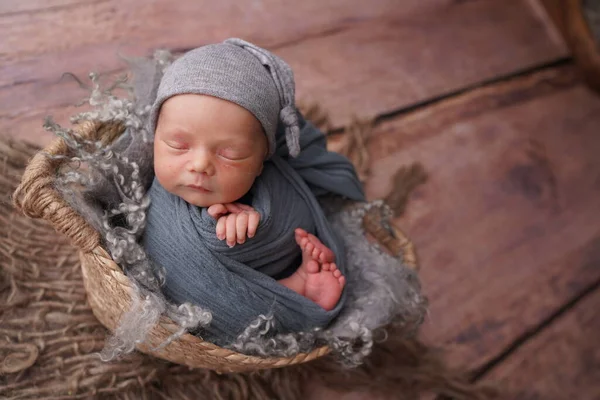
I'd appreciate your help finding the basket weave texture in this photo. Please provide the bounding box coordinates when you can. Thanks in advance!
[13,121,418,373]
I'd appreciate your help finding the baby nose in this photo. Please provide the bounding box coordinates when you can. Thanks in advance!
[188,150,214,175]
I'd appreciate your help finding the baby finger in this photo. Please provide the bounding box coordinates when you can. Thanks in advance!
[247,211,260,238]
[224,202,248,214]
[235,203,255,212]
[226,214,238,247]
[216,216,227,240]
[236,212,249,244]
[207,203,227,219]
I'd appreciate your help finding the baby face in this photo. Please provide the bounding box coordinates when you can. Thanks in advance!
[154,94,268,207]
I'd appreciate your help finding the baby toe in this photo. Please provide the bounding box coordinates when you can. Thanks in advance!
[325,249,335,262]
[305,243,314,254]
[338,276,346,287]
[301,237,310,249]
[295,228,308,237]
[333,269,341,278]
[312,247,320,260]
[306,260,320,274]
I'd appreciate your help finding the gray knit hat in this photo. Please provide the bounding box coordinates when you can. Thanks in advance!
[149,38,300,158]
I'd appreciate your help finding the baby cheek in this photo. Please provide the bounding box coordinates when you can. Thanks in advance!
[217,163,257,190]
[156,156,180,181]
[220,160,259,177]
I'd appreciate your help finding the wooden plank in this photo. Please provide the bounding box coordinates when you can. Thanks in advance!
[537,0,569,41]
[0,0,418,65]
[0,0,118,64]
[361,68,600,371]
[0,105,80,146]
[279,0,567,127]
[0,0,96,16]
[0,0,567,145]
[483,289,600,399]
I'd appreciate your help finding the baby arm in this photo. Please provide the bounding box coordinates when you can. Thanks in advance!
[207,203,260,247]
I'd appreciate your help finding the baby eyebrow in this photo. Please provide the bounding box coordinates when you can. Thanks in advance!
[220,136,255,146]
[220,142,248,149]
[164,131,190,140]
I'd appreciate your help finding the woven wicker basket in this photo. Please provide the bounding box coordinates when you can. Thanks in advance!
[13,121,418,373]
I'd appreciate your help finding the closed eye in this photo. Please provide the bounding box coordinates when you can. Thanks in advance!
[218,147,251,161]
[164,140,189,151]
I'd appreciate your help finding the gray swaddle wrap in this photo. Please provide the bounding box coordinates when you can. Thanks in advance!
[143,118,365,345]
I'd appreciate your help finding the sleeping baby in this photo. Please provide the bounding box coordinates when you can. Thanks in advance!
[142,38,365,345]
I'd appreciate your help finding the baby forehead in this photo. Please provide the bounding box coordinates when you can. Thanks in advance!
[160,93,261,120]
[159,93,262,125]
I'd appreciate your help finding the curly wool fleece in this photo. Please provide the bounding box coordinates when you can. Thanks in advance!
[48,49,426,366]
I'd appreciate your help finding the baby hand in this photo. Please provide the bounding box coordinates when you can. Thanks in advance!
[207,203,260,247]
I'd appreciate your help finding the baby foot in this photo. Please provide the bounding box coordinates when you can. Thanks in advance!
[294,228,335,263]
[278,229,345,311]
[303,259,346,311]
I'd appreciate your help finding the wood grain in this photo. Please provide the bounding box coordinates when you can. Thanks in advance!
[0,0,567,146]
[538,0,569,39]
[278,0,567,127]
[0,0,419,66]
[0,0,98,16]
[483,289,600,399]
[363,70,600,371]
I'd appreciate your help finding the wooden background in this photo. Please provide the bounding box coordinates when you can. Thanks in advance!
[2,1,599,399]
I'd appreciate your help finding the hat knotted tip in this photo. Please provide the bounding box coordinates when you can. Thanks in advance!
[280,105,300,157]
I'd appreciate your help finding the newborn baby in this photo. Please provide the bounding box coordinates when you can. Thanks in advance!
[142,38,365,344]
[154,93,345,310]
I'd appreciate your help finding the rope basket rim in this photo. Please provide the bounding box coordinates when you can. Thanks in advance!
[12,120,419,372]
